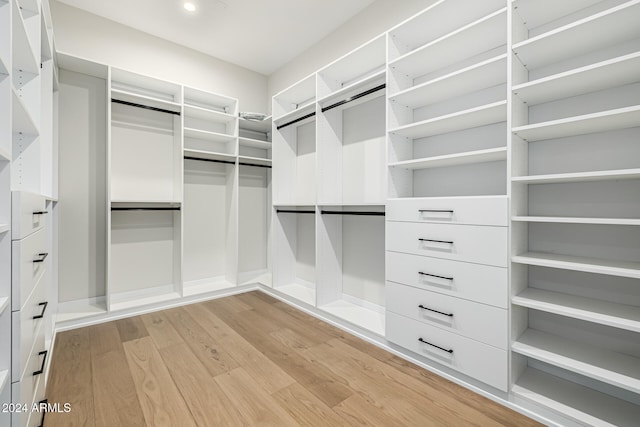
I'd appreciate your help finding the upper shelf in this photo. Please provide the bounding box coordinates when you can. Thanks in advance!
[273,102,316,129]
[389,147,507,170]
[389,54,507,107]
[512,1,640,70]
[389,101,507,139]
[184,104,237,123]
[184,86,237,115]
[111,89,182,114]
[183,127,235,143]
[512,168,640,185]
[389,8,507,79]
[317,70,385,110]
[512,216,640,226]
[513,105,640,142]
[11,0,39,74]
[239,116,272,134]
[512,251,640,279]
[512,0,604,30]
[273,74,316,120]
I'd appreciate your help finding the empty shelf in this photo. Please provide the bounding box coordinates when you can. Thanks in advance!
[513,329,640,394]
[513,106,640,142]
[184,149,236,163]
[182,279,235,297]
[111,88,181,113]
[0,224,9,234]
[56,298,108,323]
[512,252,640,279]
[273,101,316,126]
[184,104,237,123]
[390,8,507,78]
[239,137,272,149]
[513,287,640,332]
[12,87,39,135]
[318,69,386,107]
[11,1,38,74]
[239,156,271,166]
[184,127,236,143]
[239,116,272,134]
[512,216,640,226]
[513,368,640,427]
[320,299,385,336]
[513,1,640,69]
[389,54,507,108]
[275,282,315,306]
[512,168,640,184]
[513,52,640,105]
[390,101,507,139]
[389,147,506,170]
[512,0,603,30]
[110,290,181,312]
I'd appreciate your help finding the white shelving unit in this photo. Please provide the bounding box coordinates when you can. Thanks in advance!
[510,0,640,424]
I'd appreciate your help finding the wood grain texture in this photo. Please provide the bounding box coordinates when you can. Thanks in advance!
[46,291,542,427]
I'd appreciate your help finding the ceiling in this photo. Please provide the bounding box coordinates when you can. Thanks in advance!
[54,0,376,75]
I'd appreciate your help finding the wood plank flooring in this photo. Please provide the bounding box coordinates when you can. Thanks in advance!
[45,292,542,426]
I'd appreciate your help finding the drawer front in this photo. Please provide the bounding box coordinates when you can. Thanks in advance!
[11,228,47,310]
[386,281,507,349]
[386,251,508,308]
[12,372,46,427]
[386,221,507,267]
[387,197,507,226]
[11,325,46,408]
[11,192,46,241]
[386,312,508,391]
[12,275,47,381]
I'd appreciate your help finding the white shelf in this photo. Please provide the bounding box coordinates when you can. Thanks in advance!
[110,290,181,312]
[390,8,507,78]
[513,368,640,427]
[274,282,315,306]
[320,300,385,336]
[318,69,386,107]
[512,0,604,30]
[11,0,39,74]
[513,52,640,105]
[389,54,507,108]
[390,147,506,170]
[184,104,237,123]
[0,296,8,316]
[512,1,640,69]
[512,168,640,184]
[273,101,316,126]
[184,127,236,143]
[513,288,640,333]
[0,146,9,162]
[239,116,272,134]
[512,216,640,226]
[56,298,108,323]
[0,224,9,234]
[182,279,235,297]
[0,54,8,76]
[239,270,271,287]
[512,252,640,279]
[513,106,640,142]
[239,156,271,167]
[239,137,272,150]
[513,329,640,394]
[183,149,236,163]
[111,88,182,113]
[12,87,39,135]
[389,101,507,139]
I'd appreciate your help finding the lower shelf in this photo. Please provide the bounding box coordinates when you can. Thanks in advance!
[182,278,235,297]
[513,368,640,427]
[320,299,385,336]
[274,282,315,306]
[57,298,108,323]
[238,270,271,286]
[110,287,181,312]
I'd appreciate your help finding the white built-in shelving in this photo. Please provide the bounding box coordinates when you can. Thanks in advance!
[512,252,640,279]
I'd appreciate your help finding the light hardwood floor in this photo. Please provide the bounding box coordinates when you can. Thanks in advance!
[45,291,542,426]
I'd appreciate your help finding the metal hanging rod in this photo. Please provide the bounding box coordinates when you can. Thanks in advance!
[321,84,386,113]
[111,207,181,211]
[112,98,181,116]
[276,112,316,130]
[184,156,235,165]
[276,209,315,214]
[321,210,385,216]
[239,162,272,169]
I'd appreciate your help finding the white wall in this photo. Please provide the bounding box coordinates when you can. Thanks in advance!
[50,1,268,112]
[268,0,432,102]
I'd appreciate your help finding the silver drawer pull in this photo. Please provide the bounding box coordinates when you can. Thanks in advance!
[418,238,453,245]
[418,209,453,213]
[418,272,453,281]
[418,304,453,317]
[418,337,453,354]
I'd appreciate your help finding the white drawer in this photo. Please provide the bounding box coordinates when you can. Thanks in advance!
[386,221,507,267]
[12,371,46,427]
[12,275,47,382]
[11,323,46,405]
[387,197,507,226]
[386,281,507,349]
[11,228,47,310]
[11,192,47,241]
[386,312,508,391]
[386,251,508,308]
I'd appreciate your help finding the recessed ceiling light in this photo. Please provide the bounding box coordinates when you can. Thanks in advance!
[184,2,196,12]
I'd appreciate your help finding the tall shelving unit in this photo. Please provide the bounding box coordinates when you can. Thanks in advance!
[509,0,640,424]
[384,0,510,392]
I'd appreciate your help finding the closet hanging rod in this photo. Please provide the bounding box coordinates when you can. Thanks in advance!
[184,156,235,165]
[239,162,272,169]
[321,83,386,113]
[321,210,385,216]
[276,209,315,214]
[111,207,181,211]
[111,98,181,116]
[276,112,316,130]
